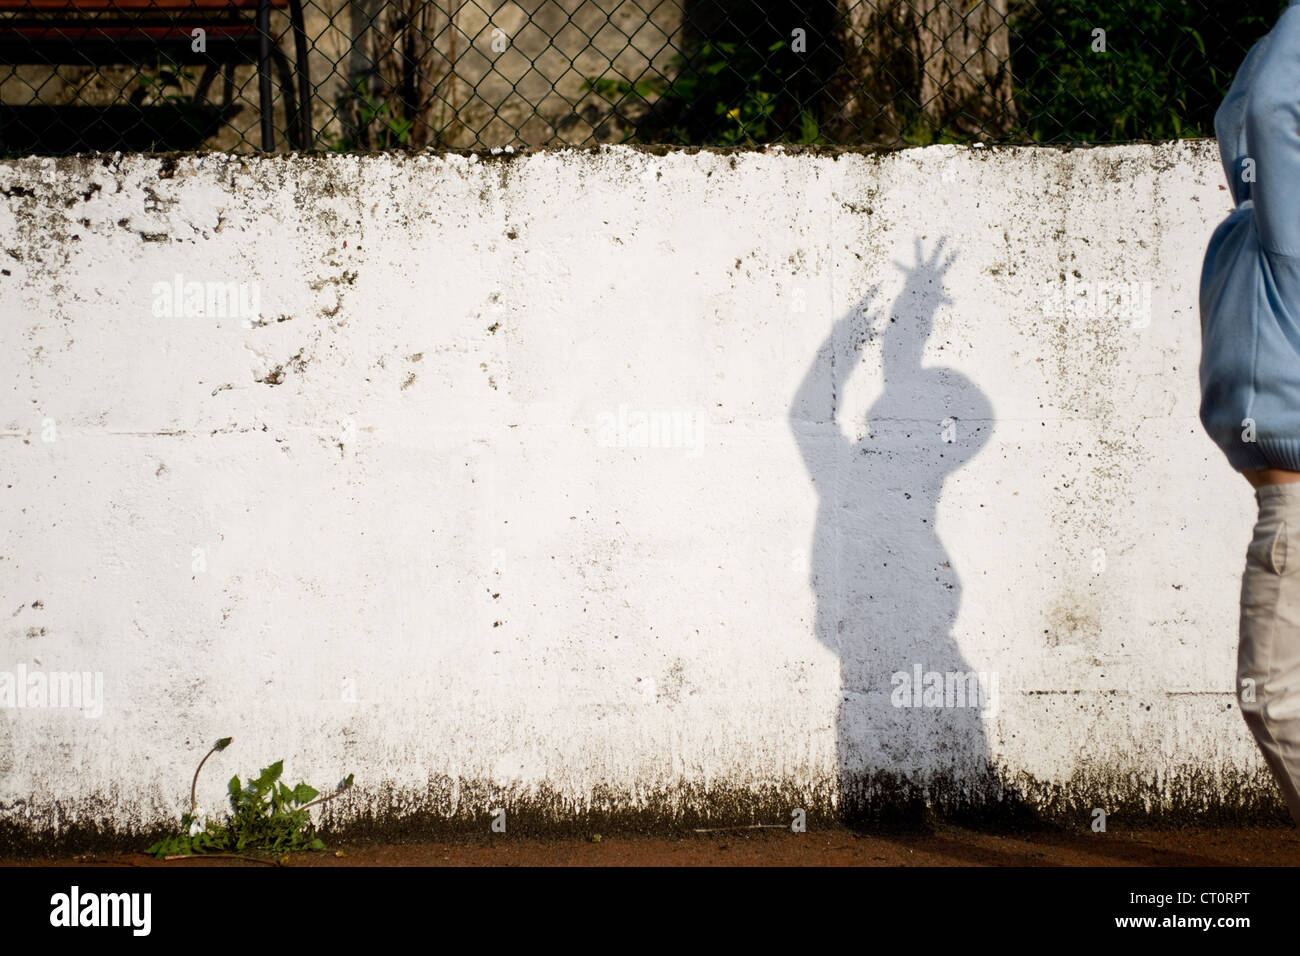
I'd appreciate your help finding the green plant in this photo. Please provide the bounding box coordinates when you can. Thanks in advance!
[146,736,354,859]
[129,60,196,108]
[1009,0,1288,143]
[328,78,416,151]
[583,38,828,146]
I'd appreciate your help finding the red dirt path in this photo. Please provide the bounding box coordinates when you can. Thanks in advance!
[8,823,1300,866]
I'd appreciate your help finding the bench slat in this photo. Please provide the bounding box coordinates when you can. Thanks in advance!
[0,0,283,11]
[2,24,259,36]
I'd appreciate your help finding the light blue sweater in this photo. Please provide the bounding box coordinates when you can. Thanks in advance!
[1200,0,1300,471]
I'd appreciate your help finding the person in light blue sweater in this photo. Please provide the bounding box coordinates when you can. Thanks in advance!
[1200,0,1300,826]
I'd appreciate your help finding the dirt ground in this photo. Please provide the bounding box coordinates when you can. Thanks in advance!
[9,822,1300,866]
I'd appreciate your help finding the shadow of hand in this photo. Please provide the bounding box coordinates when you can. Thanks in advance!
[892,235,958,310]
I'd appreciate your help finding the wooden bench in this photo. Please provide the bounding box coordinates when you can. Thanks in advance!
[0,0,310,150]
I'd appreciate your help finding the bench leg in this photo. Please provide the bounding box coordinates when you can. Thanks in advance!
[258,0,273,149]
[270,45,299,149]
[194,63,218,107]
[288,0,312,147]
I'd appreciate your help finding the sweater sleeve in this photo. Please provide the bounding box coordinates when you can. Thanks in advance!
[1215,37,1267,207]
[1245,5,1300,257]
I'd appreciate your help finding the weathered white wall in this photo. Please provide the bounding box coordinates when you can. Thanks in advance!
[0,142,1276,845]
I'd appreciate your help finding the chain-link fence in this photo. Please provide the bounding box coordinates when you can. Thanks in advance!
[0,0,1289,155]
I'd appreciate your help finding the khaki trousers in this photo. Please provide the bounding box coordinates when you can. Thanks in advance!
[1240,482,1300,825]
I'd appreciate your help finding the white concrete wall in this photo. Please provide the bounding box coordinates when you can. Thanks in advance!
[0,142,1276,844]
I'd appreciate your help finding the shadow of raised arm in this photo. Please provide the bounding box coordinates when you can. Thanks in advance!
[789,287,881,476]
